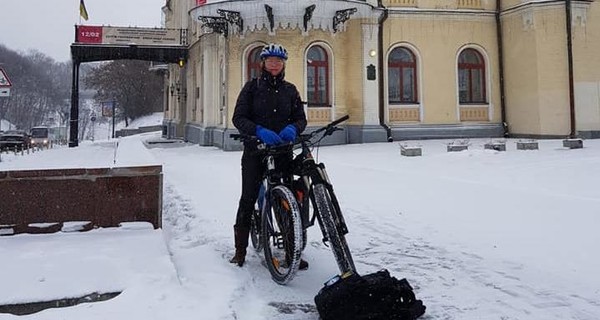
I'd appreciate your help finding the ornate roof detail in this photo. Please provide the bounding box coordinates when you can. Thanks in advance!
[191,0,375,36]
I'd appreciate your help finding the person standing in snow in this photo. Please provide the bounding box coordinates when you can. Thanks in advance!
[230,43,308,269]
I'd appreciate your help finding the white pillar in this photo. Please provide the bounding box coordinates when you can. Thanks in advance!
[362,22,380,126]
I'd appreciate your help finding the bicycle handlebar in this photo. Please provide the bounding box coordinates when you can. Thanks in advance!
[230,115,350,148]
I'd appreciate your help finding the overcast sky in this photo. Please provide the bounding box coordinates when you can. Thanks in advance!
[0,0,166,63]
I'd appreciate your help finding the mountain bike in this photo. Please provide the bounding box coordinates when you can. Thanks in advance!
[230,115,356,284]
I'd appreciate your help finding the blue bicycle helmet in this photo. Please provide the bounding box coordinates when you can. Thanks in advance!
[259,43,288,60]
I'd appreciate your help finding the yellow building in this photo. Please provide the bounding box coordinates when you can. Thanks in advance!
[161,0,600,150]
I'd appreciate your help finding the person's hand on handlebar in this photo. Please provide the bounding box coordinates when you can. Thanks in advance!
[256,125,283,146]
[279,125,297,143]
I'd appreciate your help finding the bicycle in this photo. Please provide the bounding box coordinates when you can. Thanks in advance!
[230,115,356,284]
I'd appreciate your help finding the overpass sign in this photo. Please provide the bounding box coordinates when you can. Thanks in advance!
[0,68,12,97]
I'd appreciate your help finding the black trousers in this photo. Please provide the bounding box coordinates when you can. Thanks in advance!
[235,149,292,229]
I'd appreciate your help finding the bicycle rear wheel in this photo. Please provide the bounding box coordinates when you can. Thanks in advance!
[313,183,356,275]
[262,185,303,285]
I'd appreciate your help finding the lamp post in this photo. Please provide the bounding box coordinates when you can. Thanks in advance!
[90,113,96,141]
[112,100,116,139]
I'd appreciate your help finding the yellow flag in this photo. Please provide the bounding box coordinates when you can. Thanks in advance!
[80,0,89,21]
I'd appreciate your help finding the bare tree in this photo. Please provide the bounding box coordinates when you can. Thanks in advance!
[1,46,162,134]
[84,60,164,126]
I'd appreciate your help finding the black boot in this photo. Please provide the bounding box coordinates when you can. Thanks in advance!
[285,249,309,270]
[284,227,309,270]
[299,259,309,270]
[229,225,249,267]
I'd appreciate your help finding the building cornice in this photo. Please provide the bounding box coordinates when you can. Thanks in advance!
[190,0,375,36]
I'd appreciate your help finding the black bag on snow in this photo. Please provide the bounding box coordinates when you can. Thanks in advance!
[314,269,426,320]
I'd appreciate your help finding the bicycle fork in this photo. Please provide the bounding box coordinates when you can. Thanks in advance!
[315,163,350,235]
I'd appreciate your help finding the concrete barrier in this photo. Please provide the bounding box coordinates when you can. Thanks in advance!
[0,165,162,235]
[115,125,162,138]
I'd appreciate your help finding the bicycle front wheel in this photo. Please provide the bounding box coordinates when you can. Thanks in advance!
[313,183,356,275]
[251,184,267,251]
[262,185,303,285]
[250,208,263,251]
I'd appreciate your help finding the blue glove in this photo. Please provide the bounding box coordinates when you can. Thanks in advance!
[279,125,297,142]
[256,125,283,146]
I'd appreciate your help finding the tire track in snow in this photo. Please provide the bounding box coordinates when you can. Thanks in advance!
[348,210,600,320]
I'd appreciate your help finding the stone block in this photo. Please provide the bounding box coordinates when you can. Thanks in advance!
[447,145,468,152]
[484,142,506,151]
[516,141,538,150]
[0,165,163,235]
[400,145,422,157]
[563,139,583,149]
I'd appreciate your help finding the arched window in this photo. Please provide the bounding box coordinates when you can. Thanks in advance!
[458,49,486,103]
[388,47,417,103]
[247,46,262,81]
[306,46,330,107]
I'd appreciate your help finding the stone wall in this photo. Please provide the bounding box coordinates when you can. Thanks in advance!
[115,125,163,138]
[0,165,162,234]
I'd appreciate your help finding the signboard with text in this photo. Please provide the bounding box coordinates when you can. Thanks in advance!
[101,101,114,117]
[76,25,103,44]
[76,26,183,46]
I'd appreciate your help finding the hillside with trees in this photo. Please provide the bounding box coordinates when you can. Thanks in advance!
[0,44,164,139]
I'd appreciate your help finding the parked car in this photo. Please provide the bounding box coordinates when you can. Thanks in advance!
[0,131,30,151]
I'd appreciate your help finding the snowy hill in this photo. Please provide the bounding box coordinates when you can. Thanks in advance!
[0,119,16,132]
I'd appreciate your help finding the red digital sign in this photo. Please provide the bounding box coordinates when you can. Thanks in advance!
[196,0,207,5]
[76,25,103,44]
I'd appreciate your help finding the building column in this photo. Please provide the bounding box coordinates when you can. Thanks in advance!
[362,23,380,126]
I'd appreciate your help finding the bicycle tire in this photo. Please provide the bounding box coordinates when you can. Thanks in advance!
[301,229,307,251]
[313,183,356,275]
[262,185,303,285]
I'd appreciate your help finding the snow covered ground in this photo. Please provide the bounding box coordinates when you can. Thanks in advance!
[1,128,599,319]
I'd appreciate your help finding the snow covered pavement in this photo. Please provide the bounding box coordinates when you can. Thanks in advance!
[1,132,599,319]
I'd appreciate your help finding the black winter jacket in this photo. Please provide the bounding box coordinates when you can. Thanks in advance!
[232,70,307,147]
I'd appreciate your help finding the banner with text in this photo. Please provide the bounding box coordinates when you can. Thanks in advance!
[76,26,183,46]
